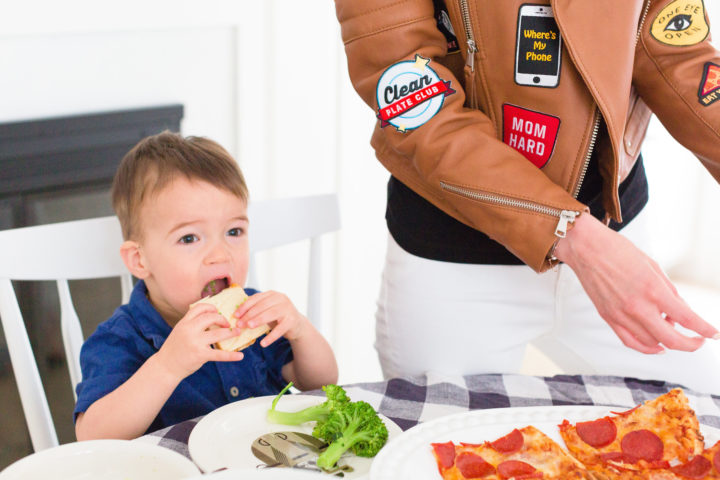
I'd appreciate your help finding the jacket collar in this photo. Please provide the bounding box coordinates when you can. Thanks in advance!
[553,0,644,149]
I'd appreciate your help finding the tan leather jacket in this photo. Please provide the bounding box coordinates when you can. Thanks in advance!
[335,0,720,272]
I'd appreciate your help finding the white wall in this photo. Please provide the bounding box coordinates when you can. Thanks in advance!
[1,0,386,384]
[1,0,718,387]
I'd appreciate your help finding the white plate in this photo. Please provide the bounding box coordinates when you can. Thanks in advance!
[0,439,199,479]
[370,405,720,480]
[186,468,323,479]
[189,394,403,477]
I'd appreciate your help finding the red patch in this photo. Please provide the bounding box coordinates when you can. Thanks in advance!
[698,62,720,106]
[502,104,560,168]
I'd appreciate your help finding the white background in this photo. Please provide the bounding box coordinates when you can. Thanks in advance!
[1,0,719,385]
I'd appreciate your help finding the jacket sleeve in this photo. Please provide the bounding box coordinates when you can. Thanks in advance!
[633,0,720,182]
[335,0,588,272]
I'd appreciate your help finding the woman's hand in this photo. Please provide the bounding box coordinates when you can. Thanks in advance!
[554,213,719,354]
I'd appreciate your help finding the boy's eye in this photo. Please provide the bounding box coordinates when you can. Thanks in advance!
[227,228,244,237]
[179,234,198,244]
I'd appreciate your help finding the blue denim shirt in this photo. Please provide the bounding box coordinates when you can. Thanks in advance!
[74,280,293,433]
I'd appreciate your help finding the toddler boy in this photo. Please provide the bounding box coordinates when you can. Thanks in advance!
[74,131,338,440]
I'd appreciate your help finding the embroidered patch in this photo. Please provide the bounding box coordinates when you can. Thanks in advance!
[698,62,720,106]
[650,0,708,46]
[514,4,562,88]
[502,104,560,168]
[433,0,460,53]
[376,55,455,133]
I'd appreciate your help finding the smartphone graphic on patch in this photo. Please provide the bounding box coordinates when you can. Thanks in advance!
[515,4,562,88]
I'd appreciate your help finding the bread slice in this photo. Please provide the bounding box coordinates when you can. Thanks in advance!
[191,285,269,351]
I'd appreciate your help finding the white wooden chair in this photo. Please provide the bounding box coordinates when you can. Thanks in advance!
[0,193,340,452]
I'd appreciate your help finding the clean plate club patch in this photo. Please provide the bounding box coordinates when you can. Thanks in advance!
[502,104,560,168]
[698,62,720,106]
[376,55,455,133]
[650,0,708,46]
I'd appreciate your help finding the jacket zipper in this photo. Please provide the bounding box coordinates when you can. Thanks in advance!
[459,0,480,108]
[459,0,477,72]
[439,181,579,237]
[636,0,652,44]
[571,109,601,199]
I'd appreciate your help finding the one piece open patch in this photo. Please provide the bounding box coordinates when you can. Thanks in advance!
[650,0,708,47]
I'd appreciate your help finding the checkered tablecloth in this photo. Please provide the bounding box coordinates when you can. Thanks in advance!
[138,373,720,463]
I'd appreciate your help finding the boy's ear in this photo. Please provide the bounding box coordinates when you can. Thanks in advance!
[119,240,150,279]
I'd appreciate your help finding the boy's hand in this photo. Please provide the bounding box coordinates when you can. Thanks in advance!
[232,291,309,347]
[155,303,245,380]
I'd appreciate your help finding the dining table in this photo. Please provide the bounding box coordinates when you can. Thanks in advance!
[137,371,720,473]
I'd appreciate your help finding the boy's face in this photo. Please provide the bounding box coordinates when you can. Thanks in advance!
[134,177,249,325]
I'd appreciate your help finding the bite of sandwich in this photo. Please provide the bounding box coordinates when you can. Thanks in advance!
[191,284,269,351]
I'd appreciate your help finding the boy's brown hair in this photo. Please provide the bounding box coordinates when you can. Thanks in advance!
[111,130,248,240]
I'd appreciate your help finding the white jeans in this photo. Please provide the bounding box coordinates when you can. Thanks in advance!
[375,216,720,394]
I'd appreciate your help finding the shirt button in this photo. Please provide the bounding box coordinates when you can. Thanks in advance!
[229,386,239,397]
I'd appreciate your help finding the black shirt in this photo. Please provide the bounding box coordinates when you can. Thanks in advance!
[386,149,649,265]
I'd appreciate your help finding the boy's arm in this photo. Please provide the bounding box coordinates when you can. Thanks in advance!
[76,303,245,440]
[75,353,180,440]
[280,323,338,391]
[234,291,338,391]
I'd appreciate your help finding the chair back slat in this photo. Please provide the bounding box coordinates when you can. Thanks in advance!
[0,277,58,451]
[120,274,133,305]
[57,279,84,400]
[0,216,125,280]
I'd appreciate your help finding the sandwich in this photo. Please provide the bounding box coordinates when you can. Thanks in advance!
[191,284,269,351]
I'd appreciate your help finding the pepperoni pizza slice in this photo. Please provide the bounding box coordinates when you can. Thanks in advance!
[431,425,593,479]
[558,389,705,478]
[583,441,720,480]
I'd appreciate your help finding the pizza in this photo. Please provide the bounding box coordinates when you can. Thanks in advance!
[558,388,717,479]
[430,389,720,480]
[559,389,703,471]
[431,425,593,479]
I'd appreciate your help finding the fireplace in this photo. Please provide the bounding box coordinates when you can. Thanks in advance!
[0,105,183,458]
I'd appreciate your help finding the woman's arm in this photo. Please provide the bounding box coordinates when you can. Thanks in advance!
[553,213,719,354]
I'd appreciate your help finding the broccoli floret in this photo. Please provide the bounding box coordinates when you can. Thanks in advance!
[266,382,350,426]
[315,401,389,470]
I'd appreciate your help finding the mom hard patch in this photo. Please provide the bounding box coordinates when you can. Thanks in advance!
[376,54,455,133]
[502,104,560,168]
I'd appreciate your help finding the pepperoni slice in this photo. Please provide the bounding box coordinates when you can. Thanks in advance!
[431,441,456,469]
[497,460,538,479]
[600,451,639,465]
[672,455,712,479]
[576,417,617,448]
[611,405,640,417]
[714,448,720,473]
[620,430,664,462]
[456,452,495,478]
[490,429,524,454]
